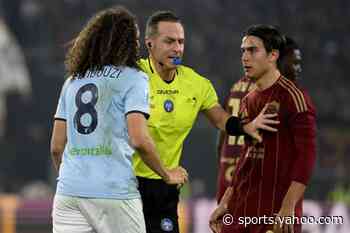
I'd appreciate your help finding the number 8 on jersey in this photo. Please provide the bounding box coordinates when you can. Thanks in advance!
[73,83,99,134]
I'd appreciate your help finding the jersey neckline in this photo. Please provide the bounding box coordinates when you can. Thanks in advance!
[147,57,178,85]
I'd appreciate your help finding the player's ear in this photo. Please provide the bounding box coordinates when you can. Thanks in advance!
[145,39,152,49]
[269,49,280,63]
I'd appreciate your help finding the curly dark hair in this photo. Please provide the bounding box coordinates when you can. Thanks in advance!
[65,6,139,78]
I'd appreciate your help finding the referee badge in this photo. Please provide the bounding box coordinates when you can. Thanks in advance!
[164,99,174,112]
[160,218,174,232]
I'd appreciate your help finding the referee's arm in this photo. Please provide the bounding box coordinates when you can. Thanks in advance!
[204,104,279,141]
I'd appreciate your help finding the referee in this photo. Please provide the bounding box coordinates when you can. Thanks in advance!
[133,11,279,233]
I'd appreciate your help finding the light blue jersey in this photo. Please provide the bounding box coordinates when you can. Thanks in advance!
[54,65,149,199]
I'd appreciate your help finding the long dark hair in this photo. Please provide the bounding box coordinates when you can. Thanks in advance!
[65,6,139,78]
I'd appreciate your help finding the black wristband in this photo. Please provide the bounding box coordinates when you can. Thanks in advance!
[225,116,245,136]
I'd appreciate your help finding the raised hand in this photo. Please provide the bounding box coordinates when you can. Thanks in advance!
[243,104,279,142]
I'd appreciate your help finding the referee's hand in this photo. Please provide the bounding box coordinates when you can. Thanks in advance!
[164,166,188,185]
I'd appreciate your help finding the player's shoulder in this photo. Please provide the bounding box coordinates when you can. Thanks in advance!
[137,58,150,74]
[276,76,312,113]
[230,76,255,93]
[61,75,75,89]
[137,58,148,66]
[63,75,74,83]
[276,76,307,96]
[122,66,148,81]
[178,64,202,78]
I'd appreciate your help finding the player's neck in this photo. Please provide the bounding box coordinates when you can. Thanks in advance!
[256,69,280,91]
[151,58,176,82]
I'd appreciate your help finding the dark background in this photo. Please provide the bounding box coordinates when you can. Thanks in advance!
[0,0,349,200]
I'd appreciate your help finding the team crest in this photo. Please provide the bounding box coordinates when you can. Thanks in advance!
[266,101,280,114]
[160,218,174,232]
[164,99,174,112]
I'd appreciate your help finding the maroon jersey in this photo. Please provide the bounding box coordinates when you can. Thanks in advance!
[227,76,316,229]
[216,77,255,202]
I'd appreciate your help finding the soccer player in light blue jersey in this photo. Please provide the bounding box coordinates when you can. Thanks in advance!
[50,6,188,233]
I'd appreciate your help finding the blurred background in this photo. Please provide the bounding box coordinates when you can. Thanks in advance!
[0,0,349,232]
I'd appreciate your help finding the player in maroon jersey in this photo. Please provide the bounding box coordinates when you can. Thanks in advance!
[210,25,316,233]
[278,36,302,82]
[215,76,254,202]
[215,36,303,203]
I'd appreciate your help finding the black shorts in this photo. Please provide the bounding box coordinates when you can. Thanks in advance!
[137,176,180,233]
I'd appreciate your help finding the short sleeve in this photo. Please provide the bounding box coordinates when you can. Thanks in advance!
[54,78,72,121]
[124,72,150,119]
[200,79,219,111]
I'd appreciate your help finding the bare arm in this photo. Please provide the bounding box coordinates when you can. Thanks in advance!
[127,113,187,184]
[204,104,279,142]
[50,120,67,172]
[281,181,306,211]
[204,104,231,131]
[274,181,305,233]
[209,186,233,233]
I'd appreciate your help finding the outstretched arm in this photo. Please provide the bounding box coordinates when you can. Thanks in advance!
[204,104,279,142]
